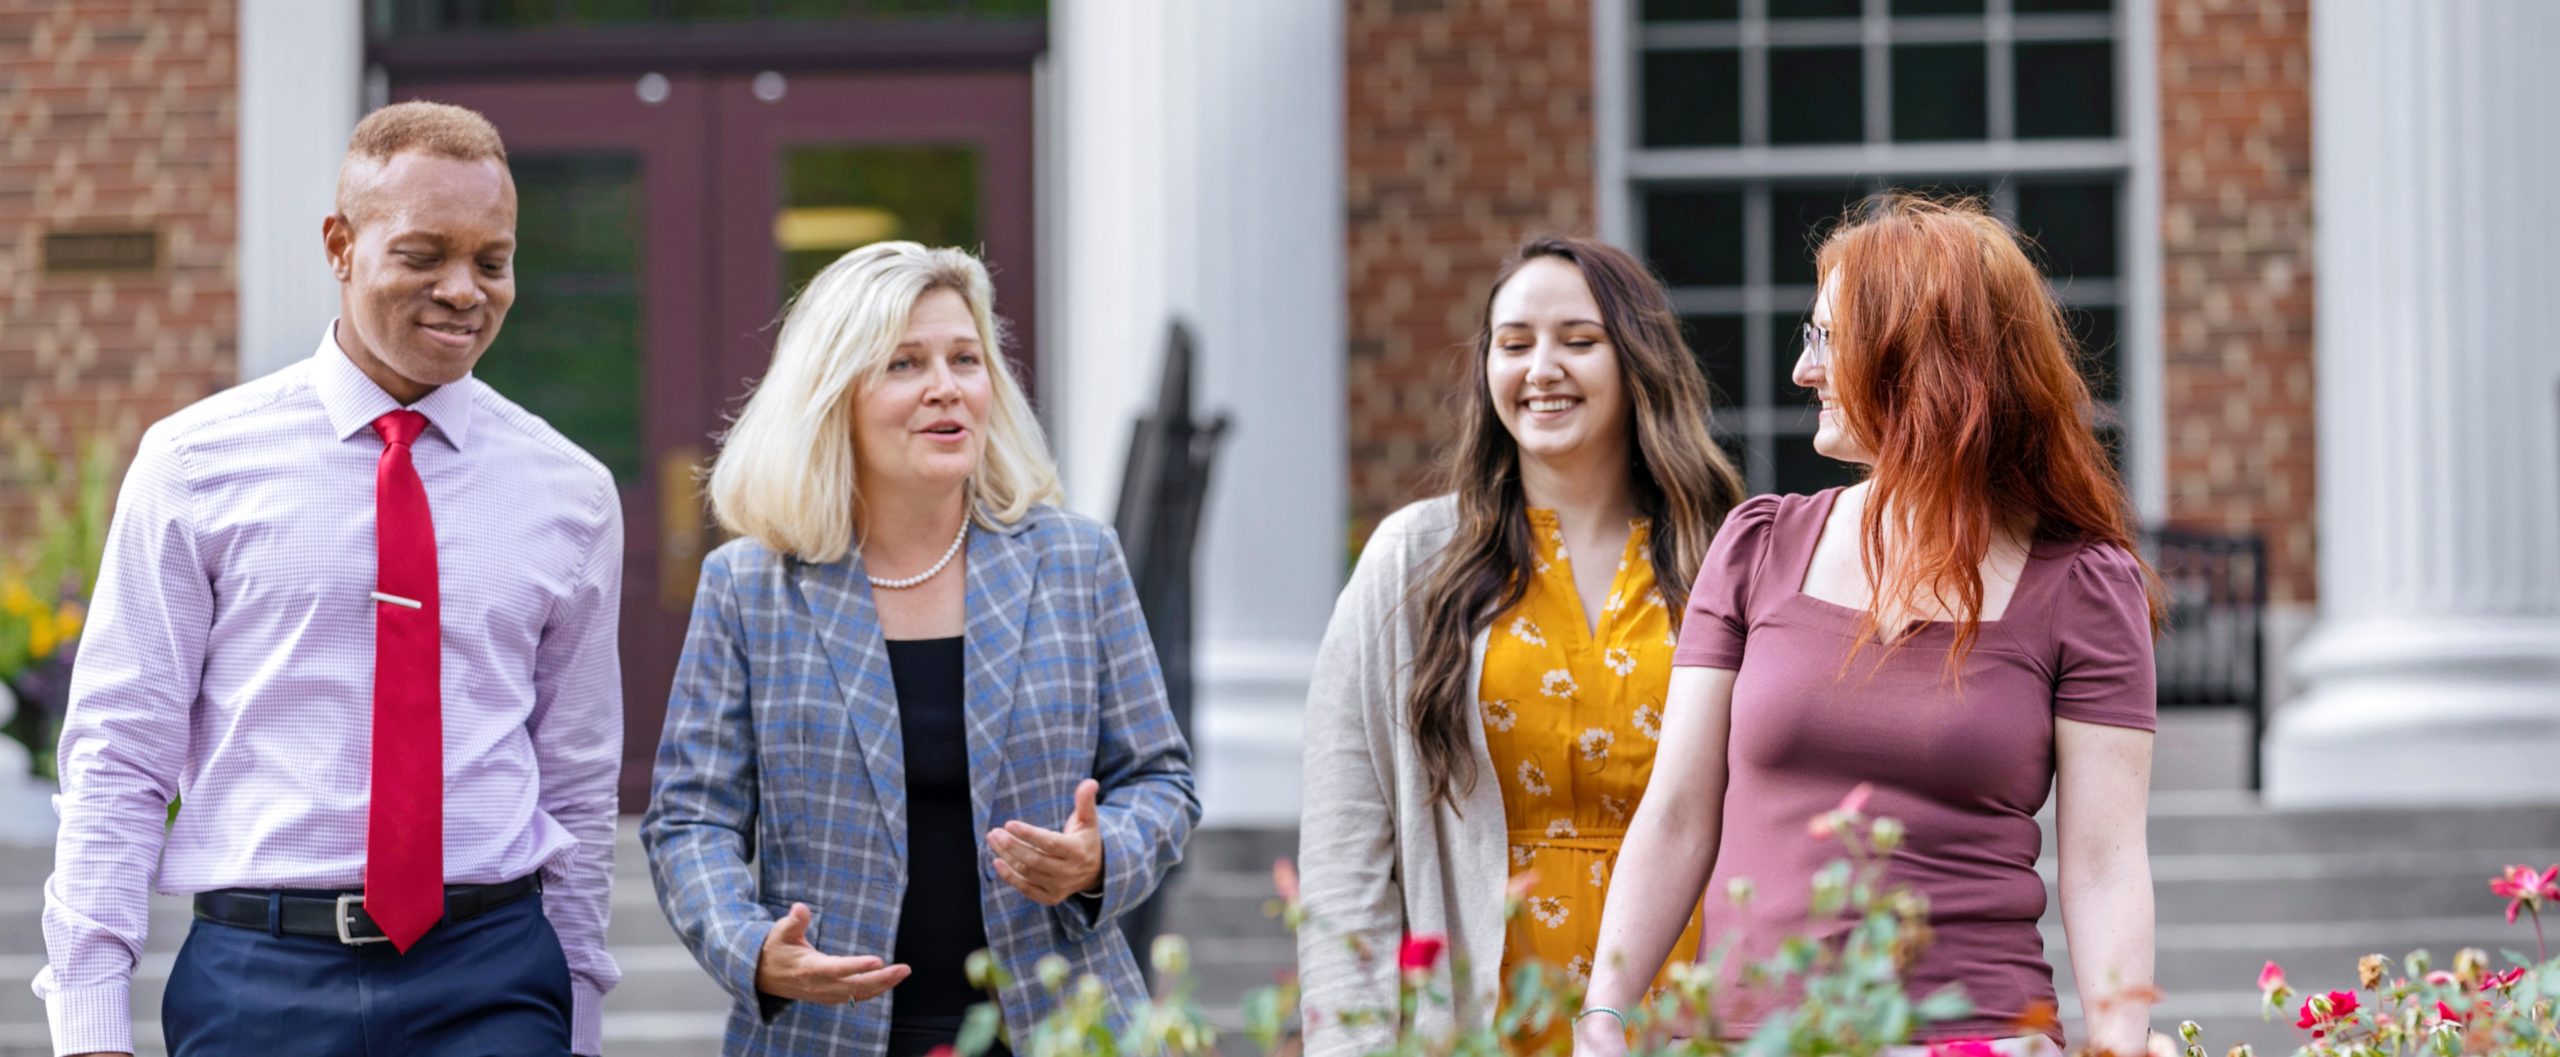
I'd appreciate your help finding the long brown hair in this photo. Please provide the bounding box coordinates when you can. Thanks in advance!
[1403,236,1747,809]
[1814,192,2165,668]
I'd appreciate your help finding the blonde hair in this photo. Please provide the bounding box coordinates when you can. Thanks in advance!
[707,241,1062,562]
[337,101,509,221]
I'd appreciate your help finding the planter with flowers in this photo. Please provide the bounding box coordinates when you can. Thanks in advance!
[934,792,2560,1057]
[0,428,117,843]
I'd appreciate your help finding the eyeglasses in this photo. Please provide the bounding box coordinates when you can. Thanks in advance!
[1800,321,1831,367]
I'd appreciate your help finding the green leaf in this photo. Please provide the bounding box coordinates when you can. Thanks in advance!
[956,1002,1001,1057]
[1877,993,1913,1043]
[1914,983,1974,1022]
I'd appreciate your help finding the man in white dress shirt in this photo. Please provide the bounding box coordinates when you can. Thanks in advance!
[35,101,623,1057]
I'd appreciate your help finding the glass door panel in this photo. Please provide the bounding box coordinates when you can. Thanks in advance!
[776,146,981,298]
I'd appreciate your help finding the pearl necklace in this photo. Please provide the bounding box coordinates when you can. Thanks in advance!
[866,518,970,590]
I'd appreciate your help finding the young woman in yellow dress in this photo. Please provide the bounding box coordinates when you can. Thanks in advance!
[1298,235,1748,1056]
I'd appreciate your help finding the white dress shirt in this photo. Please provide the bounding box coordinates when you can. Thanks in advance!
[35,325,625,1055]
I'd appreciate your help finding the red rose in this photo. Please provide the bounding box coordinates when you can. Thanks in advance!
[1398,933,1447,974]
[2296,990,2359,1037]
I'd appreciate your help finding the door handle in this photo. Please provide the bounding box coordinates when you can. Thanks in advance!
[659,445,708,613]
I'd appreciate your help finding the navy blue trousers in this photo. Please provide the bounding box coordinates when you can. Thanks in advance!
[162,891,572,1057]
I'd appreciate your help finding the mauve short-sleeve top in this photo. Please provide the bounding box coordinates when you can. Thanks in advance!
[1670,488,2157,1043]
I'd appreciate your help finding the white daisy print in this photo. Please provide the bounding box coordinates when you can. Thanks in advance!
[1535,557,1552,575]
[1481,699,1517,732]
[1577,727,1616,761]
[1663,629,1679,648]
[1541,669,1579,699]
[1604,648,1637,677]
[1528,896,1570,929]
[1589,860,1609,888]
[1517,759,1552,797]
[1633,703,1662,742]
[1546,818,1579,839]
[1602,590,1624,613]
[1645,588,1665,610]
[1600,794,1631,821]
[1510,616,1546,647]
[1510,844,1536,868]
[1566,954,1593,983]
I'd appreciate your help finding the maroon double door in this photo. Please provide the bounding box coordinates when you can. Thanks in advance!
[392,71,1036,806]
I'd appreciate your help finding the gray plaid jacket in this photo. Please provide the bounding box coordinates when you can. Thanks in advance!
[641,504,1199,1056]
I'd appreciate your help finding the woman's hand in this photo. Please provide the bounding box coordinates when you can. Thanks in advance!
[753,903,910,1004]
[987,778,1106,905]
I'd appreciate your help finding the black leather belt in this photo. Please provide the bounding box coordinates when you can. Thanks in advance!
[192,876,541,945]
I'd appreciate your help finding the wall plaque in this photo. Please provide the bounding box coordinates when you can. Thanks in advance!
[42,229,159,274]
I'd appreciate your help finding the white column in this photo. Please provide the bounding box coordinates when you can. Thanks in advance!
[2264,0,2560,806]
[1049,1,1345,827]
[237,0,362,380]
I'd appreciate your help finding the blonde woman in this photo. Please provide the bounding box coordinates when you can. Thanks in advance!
[643,242,1199,1057]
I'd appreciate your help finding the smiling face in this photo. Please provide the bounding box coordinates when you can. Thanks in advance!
[852,286,994,498]
[325,152,518,404]
[1485,256,1631,477]
[1794,269,1877,465]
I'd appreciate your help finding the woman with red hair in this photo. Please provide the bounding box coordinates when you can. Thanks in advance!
[1574,193,2162,1057]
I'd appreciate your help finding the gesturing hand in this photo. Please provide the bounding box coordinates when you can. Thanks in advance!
[753,902,910,1004]
[986,778,1106,905]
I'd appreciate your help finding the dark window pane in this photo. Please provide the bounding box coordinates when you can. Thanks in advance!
[1643,0,1738,19]
[2015,41,2115,139]
[476,0,569,28]
[483,153,646,484]
[779,146,982,299]
[1893,0,1985,13]
[1776,436,1868,494]
[2065,305,2122,404]
[1771,183,1867,287]
[1892,44,1987,141]
[2014,180,2118,280]
[2016,0,2111,11]
[1769,47,1865,145]
[1768,313,1812,405]
[1643,189,1746,287]
[1768,0,1860,17]
[565,0,659,23]
[1716,433,1753,484]
[1643,49,1743,147]
[665,0,761,19]
[1681,315,1748,408]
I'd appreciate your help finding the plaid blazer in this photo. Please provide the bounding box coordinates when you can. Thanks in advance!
[641,504,1199,1056]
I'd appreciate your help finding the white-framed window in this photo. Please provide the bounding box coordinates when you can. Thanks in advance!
[1601,0,2150,498]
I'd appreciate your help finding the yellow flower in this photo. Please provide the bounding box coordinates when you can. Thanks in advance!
[28,610,56,660]
[1,579,35,617]
[56,601,83,642]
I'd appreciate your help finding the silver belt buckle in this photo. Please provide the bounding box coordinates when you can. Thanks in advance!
[335,893,390,946]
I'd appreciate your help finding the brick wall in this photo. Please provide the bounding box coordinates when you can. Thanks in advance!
[1344,0,1596,542]
[0,1,237,553]
[2157,0,2316,603]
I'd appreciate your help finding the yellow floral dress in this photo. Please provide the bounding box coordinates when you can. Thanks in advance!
[1479,510,1706,1050]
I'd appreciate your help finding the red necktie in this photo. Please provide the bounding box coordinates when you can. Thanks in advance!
[368,409,443,952]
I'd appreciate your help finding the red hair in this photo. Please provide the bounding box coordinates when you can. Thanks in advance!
[1815,192,2164,668]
